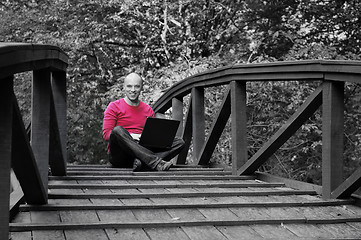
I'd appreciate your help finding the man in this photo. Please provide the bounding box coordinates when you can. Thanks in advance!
[102,72,184,171]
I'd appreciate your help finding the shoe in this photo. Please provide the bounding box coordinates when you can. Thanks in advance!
[133,159,143,172]
[155,160,173,171]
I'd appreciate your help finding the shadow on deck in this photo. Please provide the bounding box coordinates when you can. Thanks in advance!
[9,165,361,239]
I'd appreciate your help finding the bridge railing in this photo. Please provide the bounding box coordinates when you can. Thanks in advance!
[0,43,68,238]
[152,60,361,200]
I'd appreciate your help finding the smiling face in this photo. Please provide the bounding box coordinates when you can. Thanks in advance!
[123,73,143,106]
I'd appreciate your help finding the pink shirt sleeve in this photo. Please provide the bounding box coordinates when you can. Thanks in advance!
[102,102,117,141]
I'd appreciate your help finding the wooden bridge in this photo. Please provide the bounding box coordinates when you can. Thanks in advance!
[2,43,361,239]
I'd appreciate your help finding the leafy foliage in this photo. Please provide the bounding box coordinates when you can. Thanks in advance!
[1,0,360,183]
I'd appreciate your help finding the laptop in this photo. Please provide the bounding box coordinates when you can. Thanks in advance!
[139,117,180,149]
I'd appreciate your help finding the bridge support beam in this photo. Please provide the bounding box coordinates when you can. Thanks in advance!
[322,81,344,198]
[31,69,51,200]
[231,81,247,175]
[172,97,183,138]
[49,71,67,176]
[192,87,205,161]
[0,77,13,240]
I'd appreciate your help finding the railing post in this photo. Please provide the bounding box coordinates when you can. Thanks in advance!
[176,98,193,164]
[192,87,205,162]
[322,81,344,198]
[49,71,67,176]
[172,97,183,137]
[0,76,13,240]
[31,69,51,199]
[231,81,247,175]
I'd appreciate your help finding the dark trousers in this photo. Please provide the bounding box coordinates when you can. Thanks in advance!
[108,126,185,169]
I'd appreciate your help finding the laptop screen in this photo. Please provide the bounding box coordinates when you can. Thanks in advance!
[139,118,180,149]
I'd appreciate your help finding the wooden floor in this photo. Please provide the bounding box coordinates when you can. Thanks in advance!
[9,165,361,239]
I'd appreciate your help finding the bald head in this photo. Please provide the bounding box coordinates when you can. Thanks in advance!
[124,73,143,86]
[123,72,143,106]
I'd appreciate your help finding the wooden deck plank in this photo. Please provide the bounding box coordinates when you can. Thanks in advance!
[208,196,249,204]
[104,188,140,194]
[33,230,66,240]
[64,229,109,240]
[120,198,154,206]
[89,198,124,206]
[10,216,361,232]
[197,208,239,220]
[216,225,263,240]
[48,199,92,205]
[49,182,286,189]
[285,223,335,238]
[106,228,150,240]
[9,231,32,240]
[181,197,219,204]
[76,180,103,184]
[49,180,78,185]
[294,206,336,220]
[137,188,170,194]
[48,189,317,199]
[59,210,99,223]
[82,189,113,194]
[250,224,297,238]
[347,221,361,230]
[317,223,361,238]
[66,170,232,176]
[166,208,206,221]
[144,227,190,240]
[48,175,254,181]
[10,163,361,239]
[165,187,199,194]
[132,209,173,222]
[101,180,129,184]
[182,226,228,240]
[11,212,31,224]
[97,210,138,222]
[341,204,361,215]
[18,199,356,212]
[30,211,61,224]
[149,197,187,205]
[229,207,271,220]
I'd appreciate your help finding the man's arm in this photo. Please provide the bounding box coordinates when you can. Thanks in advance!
[102,103,117,141]
[155,112,166,119]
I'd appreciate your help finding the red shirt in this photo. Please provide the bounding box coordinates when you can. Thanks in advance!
[102,98,154,141]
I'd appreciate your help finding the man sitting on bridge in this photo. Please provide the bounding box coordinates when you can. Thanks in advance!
[102,72,184,171]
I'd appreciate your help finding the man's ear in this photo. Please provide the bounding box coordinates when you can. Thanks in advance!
[155,113,166,119]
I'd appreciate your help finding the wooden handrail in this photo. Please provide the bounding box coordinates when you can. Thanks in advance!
[0,43,68,239]
[152,60,361,201]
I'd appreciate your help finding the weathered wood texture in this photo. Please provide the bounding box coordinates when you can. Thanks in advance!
[192,87,205,161]
[9,165,361,239]
[0,77,13,240]
[176,97,192,164]
[332,167,361,199]
[0,43,68,239]
[151,60,361,200]
[197,87,231,165]
[31,69,51,200]
[0,43,68,79]
[12,94,47,204]
[153,60,361,113]
[238,85,323,175]
[322,81,344,198]
[49,71,67,176]
[172,97,183,137]
[230,81,247,175]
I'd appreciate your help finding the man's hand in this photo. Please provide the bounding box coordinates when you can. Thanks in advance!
[130,133,141,141]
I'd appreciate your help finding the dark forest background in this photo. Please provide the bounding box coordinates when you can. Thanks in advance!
[1,0,361,185]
